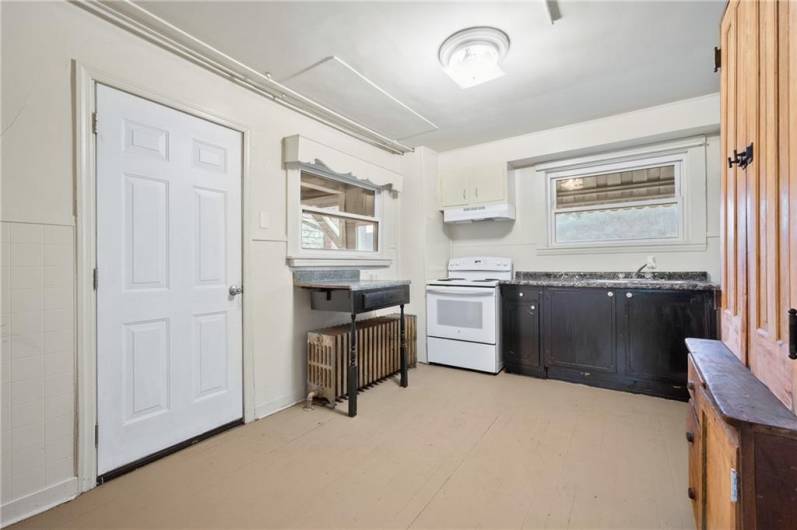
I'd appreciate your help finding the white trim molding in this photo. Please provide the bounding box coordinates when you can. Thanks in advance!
[283,135,403,268]
[1,478,79,527]
[537,136,709,254]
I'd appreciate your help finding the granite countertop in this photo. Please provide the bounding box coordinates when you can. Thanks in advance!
[294,279,411,291]
[293,269,410,291]
[502,271,719,291]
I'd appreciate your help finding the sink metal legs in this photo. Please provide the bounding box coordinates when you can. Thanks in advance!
[347,306,408,418]
[400,304,408,388]
[348,313,358,418]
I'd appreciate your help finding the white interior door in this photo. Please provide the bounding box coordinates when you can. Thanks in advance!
[96,84,243,475]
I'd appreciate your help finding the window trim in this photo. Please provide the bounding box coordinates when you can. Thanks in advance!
[287,167,390,267]
[540,141,704,253]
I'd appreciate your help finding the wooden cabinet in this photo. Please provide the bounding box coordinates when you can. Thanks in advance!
[720,0,797,413]
[686,339,797,530]
[501,287,543,377]
[686,404,702,525]
[500,285,717,400]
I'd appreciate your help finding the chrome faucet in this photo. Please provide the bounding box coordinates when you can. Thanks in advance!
[634,263,649,277]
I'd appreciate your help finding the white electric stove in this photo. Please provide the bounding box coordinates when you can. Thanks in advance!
[426,257,512,373]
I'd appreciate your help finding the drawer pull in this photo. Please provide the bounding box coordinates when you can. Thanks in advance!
[789,308,796,360]
[688,487,696,500]
[686,431,694,444]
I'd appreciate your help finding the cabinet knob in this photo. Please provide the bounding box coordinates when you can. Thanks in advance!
[607,291,614,297]
[688,487,696,500]
[519,292,524,297]
[685,431,694,444]
[530,305,536,311]
[626,292,633,298]
[687,381,695,391]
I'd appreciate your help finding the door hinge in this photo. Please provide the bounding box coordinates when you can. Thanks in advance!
[91,112,98,135]
[94,424,99,447]
[714,46,721,72]
[93,268,98,290]
[730,468,739,503]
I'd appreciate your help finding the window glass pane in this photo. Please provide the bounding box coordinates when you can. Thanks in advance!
[555,203,679,243]
[300,172,375,216]
[555,164,675,208]
[301,211,378,251]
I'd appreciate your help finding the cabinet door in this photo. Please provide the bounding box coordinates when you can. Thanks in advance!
[703,404,740,530]
[469,167,505,204]
[786,0,797,415]
[502,292,542,375]
[440,170,469,207]
[544,288,616,373]
[720,0,748,361]
[745,0,797,411]
[687,403,703,529]
[622,290,714,388]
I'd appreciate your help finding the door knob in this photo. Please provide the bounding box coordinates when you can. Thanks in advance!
[229,285,243,297]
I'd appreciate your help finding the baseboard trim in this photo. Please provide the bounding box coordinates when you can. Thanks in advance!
[254,394,304,419]
[1,477,79,527]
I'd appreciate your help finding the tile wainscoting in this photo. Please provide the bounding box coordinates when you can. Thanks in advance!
[1,222,78,526]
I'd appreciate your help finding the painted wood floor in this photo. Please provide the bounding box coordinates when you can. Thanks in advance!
[12,364,692,529]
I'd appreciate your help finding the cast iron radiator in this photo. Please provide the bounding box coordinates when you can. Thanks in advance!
[306,314,416,406]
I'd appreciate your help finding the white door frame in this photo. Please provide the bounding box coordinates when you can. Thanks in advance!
[73,61,256,492]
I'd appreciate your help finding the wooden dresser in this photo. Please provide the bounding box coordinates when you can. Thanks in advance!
[686,338,797,530]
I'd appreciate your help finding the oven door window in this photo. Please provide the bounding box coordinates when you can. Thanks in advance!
[437,300,483,329]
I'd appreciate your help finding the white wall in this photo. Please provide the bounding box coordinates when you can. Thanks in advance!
[0,1,417,524]
[399,147,450,363]
[438,95,722,280]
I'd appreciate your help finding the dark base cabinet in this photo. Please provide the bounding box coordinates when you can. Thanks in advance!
[500,285,718,401]
[501,287,544,377]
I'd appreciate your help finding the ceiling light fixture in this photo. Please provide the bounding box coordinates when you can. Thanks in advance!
[439,26,510,89]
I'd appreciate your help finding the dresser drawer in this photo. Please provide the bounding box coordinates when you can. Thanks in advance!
[687,353,705,402]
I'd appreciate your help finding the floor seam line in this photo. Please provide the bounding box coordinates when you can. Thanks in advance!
[406,413,502,529]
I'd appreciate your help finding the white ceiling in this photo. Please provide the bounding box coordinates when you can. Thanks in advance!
[137,1,725,152]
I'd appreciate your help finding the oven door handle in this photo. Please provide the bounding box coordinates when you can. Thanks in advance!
[426,287,496,296]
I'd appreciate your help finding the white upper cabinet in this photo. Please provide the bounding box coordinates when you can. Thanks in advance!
[439,163,508,208]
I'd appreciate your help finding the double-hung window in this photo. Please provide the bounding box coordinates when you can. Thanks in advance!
[547,152,687,247]
[300,171,379,252]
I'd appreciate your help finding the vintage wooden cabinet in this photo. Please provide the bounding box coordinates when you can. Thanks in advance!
[686,339,797,530]
[720,0,797,410]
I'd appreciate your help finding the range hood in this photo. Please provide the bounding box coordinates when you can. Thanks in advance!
[443,202,516,223]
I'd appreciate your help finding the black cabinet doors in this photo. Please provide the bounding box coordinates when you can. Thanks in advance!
[620,289,715,391]
[544,288,617,374]
[501,288,543,376]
